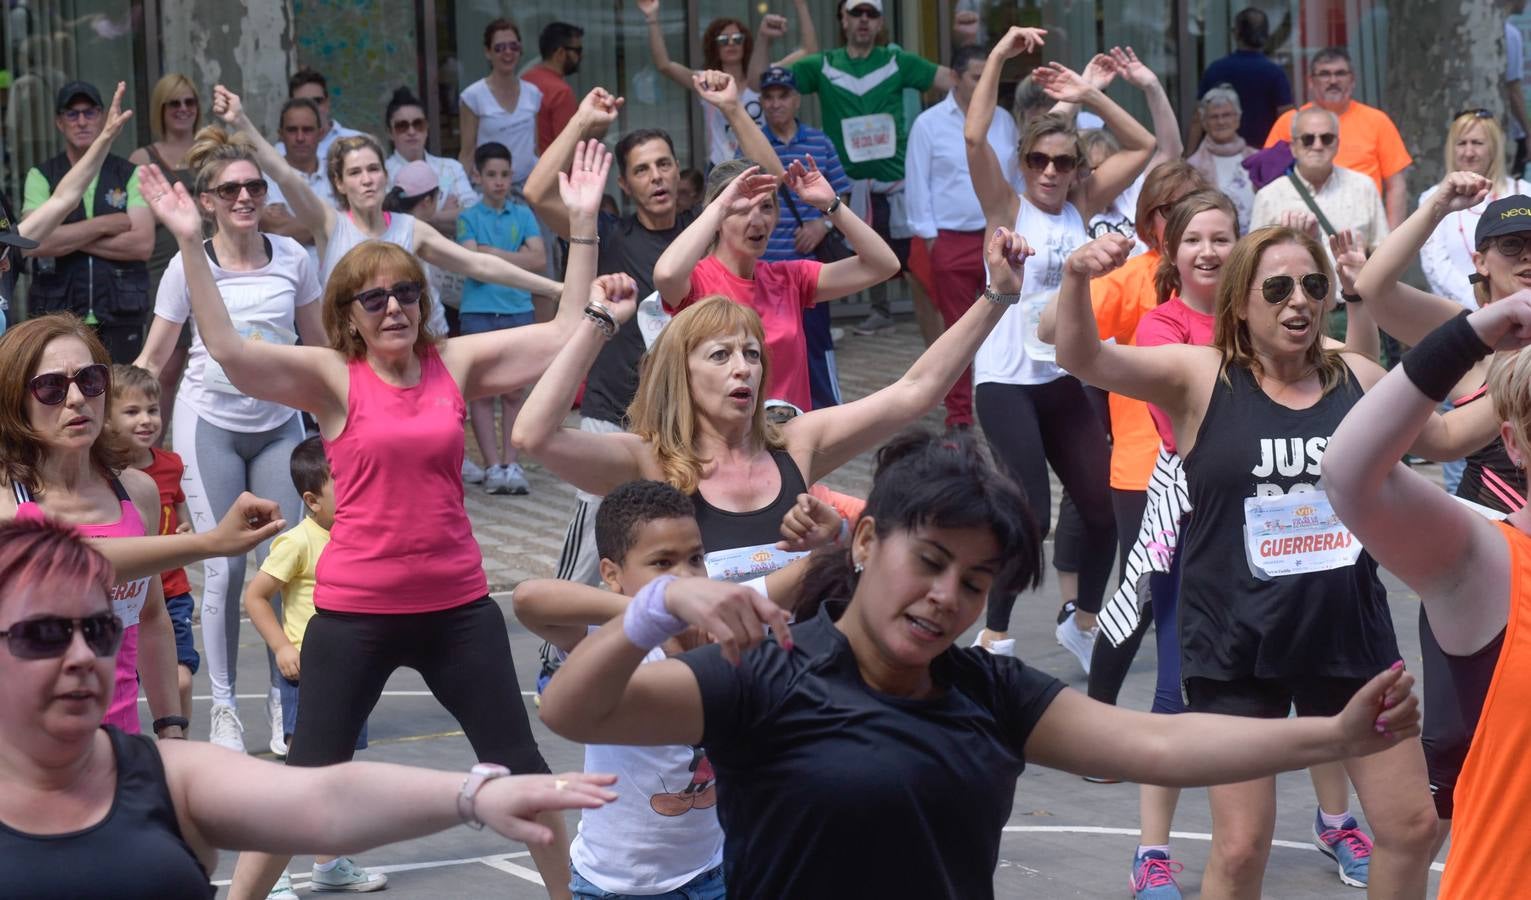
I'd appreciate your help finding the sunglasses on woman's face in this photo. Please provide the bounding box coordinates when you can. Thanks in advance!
[1259,273,1330,304]
[391,117,428,134]
[166,96,198,111]
[1,613,123,660]
[1486,235,1530,258]
[715,33,747,45]
[352,281,424,314]
[492,41,521,54]
[207,178,268,202]
[1297,132,1337,148]
[1023,152,1079,174]
[28,363,109,406]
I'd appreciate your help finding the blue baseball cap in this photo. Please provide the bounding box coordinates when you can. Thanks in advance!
[760,66,797,93]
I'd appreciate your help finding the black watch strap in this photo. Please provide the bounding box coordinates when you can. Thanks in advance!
[1340,291,1363,304]
[152,715,189,734]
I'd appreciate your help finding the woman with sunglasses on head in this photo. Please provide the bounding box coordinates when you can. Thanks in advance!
[963,30,1154,663]
[132,126,325,755]
[1051,225,1489,898]
[459,18,544,188]
[0,517,616,900]
[140,136,611,900]
[209,85,560,305]
[636,0,817,167]
[1350,171,1531,855]
[383,86,478,238]
[0,317,183,745]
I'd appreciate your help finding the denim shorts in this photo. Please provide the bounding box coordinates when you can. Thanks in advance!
[570,864,725,900]
[459,310,535,334]
[164,591,201,674]
[279,674,369,749]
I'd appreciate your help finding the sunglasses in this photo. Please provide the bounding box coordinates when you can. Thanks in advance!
[1259,273,1330,304]
[765,404,802,425]
[391,117,428,133]
[206,178,268,202]
[715,33,747,45]
[492,41,522,54]
[847,7,882,18]
[166,97,198,111]
[1088,219,1134,239]
[1485,234,1530,258]
[1454,108,1494,122]
[1,613,123,660]
[62,107,101,123]
[1023,151,1079,174]
[352,281,424,314]
[1297,132,1337,148]
[29,363,109,406]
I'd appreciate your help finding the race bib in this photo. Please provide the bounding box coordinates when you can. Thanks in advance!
[840,114,897,163]
[109,577,152,628]
[1242,489,1361,579]
[204,320,298,395]
[1020,291,1056,363]
[705,543,806,583]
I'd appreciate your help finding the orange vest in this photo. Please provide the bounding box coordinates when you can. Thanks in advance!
[1440,521,1531,898]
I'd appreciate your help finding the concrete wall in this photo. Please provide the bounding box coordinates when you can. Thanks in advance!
[158,0,296,137]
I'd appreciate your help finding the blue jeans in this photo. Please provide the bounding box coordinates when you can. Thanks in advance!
[570,864,725,900]
[459,310,535,334]
[164,591,201,674]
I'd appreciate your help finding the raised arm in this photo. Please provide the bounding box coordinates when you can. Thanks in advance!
[139,164,348,422]
[785,228,1023,483]
[1330,229,1381,361]
[523,87,624,240]
[442,139,605,400]
[652,163,778,306]
[694,70,785,178]
[20,82,133,242]
[1324,305,1528,656]
[94,492,284,582]
[1111,47,1182,166]
[931,12,997,91]
[210,85,337,250]
[783,155,898,300]
[966,29,1040,228]
[1353,171,1489,345]
[1034,62,1155,221]
[636,0,697,89]
[414,224,560,296]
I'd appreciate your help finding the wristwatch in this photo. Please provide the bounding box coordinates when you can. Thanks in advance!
[1340,291,1363,304]
[982,285,1022,306]
[457,763,511,830]
[152,715,189,738]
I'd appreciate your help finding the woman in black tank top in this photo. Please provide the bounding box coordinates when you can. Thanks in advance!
[1051,227,1465,897]
[516,229,1034,575]
[0,519,613,900]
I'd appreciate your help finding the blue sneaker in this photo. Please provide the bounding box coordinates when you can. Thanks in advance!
[1130,850,1183,898]
[1312,808,1371,888]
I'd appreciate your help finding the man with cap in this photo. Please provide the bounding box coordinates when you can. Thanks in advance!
[22,79,154,361]
[789,0,978,335]
[751,64,853,408]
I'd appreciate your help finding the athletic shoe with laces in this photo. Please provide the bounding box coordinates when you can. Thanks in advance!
[1313,808,1371,887]
[266,872,298,900]
[484,464,512,494]
[462,457,486,484]
[1054,617,1098,676]
[310,857,388,893]
[267,691,287,757]
[503,462,531,495]
[208,702,245,752]
[853,311,896,335]
[1130,850,1184,899]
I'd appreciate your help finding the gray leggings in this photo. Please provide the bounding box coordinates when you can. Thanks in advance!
[175,397,305,707]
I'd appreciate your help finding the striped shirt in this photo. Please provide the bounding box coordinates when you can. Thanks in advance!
[748,121,852,262]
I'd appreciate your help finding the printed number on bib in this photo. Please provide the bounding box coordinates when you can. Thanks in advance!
[1242,489,1360,579]
[205,321,298,395]
[705,543,805,583]
[840,114,897,163]
[109,577,152,628]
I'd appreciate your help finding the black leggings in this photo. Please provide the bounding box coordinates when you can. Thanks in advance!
[286,597,551,775]
[976,377,1114,631]
[1086,488,1152,704]
[1419,605,1469,820]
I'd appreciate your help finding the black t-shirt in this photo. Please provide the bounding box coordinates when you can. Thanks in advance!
[581,208,698,426]
[679,599,1064,900]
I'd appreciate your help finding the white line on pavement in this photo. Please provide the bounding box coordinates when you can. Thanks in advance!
[1000,825,1446,873]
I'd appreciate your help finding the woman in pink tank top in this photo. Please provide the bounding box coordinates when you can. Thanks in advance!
[0,316,185,739]
[139,140,615,897]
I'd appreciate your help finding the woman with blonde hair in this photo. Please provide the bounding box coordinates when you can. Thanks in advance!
[138,125,613,900]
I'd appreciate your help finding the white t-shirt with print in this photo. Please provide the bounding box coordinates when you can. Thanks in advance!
[153,234,321,433]
[974,198,1085,387]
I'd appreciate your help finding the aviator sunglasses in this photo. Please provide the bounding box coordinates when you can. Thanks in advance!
[1,613,123,660]
[352,281,424,314]
[28,363,109,405]
[1259,273,1330,304]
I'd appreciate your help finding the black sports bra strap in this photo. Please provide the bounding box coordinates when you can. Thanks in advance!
[108,477,131,503]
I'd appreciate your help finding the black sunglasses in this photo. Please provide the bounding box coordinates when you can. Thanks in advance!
[1088,219,1135,239]
[1454,108,1494,123]
[715,33,747,45]
[206,178,268,202]
[1485,234,1530,258]
[1024,151,1079,174]
[1297,132,1336,148]
[1260,273,1330,304]
[1,613,123,660]
[29,363,109,406]
[351,281,424,314]
[391,117,428,133]
[847,7,882,18]
[166,96,198,110]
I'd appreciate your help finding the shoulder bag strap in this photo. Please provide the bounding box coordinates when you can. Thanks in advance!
[1286,170,1339,238]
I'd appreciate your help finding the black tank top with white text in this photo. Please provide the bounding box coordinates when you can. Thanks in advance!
[1178,363,1397,682]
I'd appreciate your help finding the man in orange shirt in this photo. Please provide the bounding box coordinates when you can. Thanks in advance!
[1263,47,1411,228]
[524,22,582,155]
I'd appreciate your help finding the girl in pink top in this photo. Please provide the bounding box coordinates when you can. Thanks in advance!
[0,317,183,739]
[653,155,900,410]
[140,139,617,899]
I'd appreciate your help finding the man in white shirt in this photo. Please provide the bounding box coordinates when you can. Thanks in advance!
[904,44,1017,429]
[277,68,364,165]
[260,96,339,270]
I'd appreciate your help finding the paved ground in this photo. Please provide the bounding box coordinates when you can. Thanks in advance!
[153,319,1446,898]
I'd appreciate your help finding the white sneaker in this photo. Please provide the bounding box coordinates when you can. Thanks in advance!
[829,326,845,343]
[310,857,388,893]
[484,464,512,494]
[462,457,486,484]
[267,690,287,757]
[503,462,531,495]
[969,631,1016,657]
[267,873,299,900]
[1055,617,1099,676]
[209,702,246,752]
